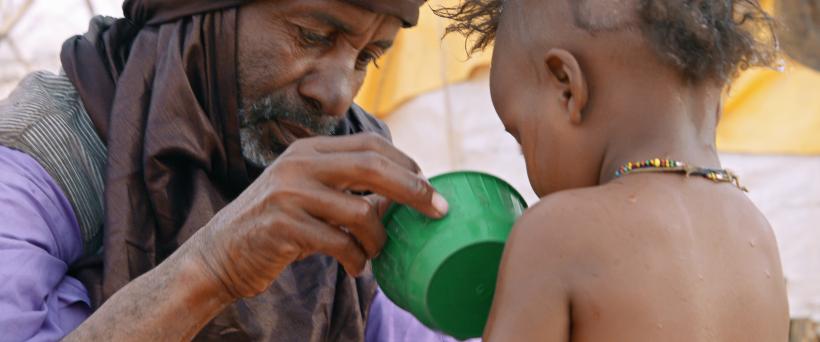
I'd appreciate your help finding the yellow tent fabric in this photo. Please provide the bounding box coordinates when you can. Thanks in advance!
[716,0,820,155]
[357,0,820,155]
[354,1,492,117]
[718,61,820,155]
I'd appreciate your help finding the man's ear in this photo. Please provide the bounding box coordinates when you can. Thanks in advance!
[544,49,588,125]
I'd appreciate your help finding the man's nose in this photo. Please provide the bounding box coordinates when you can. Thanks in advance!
[298,60,359,118]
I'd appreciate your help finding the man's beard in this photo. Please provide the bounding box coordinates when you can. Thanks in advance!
[238,93,344,168]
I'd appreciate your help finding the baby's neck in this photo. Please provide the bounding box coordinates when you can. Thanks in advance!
[597,82,723,185]
[599,139,722,185]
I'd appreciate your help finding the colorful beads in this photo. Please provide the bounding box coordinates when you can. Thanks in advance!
[615,158,684,178]
[613,158,748,191]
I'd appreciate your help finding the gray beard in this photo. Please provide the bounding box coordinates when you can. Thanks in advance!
[239,126,281,169]
[238,93,344,168]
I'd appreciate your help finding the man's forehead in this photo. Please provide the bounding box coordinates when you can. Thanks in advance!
[296,4,399,42]
[302,7,398,47]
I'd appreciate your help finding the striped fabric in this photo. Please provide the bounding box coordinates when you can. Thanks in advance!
[0,71,106,255]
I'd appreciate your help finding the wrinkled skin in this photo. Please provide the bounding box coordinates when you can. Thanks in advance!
[207,0,449,300]
[65,1,448,340]
[235,0,399,166]
[198,133,448,299]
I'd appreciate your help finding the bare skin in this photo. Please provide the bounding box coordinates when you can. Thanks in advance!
[483,0,789,340]
[486,178,789,341]
[64,1,448,340]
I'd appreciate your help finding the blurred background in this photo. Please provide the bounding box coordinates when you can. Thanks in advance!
[1,0,818,339]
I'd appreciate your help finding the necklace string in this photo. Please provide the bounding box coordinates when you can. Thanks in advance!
[615,158,748,192]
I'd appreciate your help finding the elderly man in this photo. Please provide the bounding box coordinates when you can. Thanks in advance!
[0,0,455,340]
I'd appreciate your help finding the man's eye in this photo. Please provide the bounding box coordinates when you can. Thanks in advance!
[356,49,383,70]
[298,27,332,47]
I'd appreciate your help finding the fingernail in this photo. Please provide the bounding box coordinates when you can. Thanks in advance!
[432,192,449,217]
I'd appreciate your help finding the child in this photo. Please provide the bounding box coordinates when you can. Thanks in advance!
[438,0,789,340]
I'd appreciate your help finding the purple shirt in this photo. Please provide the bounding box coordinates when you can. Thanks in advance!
[0,146,91,341]
[366,288,482,342]
[0,145,480,341]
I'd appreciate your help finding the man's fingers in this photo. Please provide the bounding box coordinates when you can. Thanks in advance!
[281,133,448,217]
[314,152,448,218]
[298,213,368,277]
[295,188,387,258]
[365,194,392,218]
[309,133,421,174]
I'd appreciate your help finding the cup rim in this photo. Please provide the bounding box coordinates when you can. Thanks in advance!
[382,170,528,224]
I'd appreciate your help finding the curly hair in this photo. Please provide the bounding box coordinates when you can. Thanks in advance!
[434,0,779,83]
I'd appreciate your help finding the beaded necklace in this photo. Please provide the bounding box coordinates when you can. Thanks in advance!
[614,158,748,192]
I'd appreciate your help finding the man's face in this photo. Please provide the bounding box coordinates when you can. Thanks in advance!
[236,0,401,167]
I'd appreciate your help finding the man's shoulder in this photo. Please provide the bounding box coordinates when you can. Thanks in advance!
[0,71,106,254]
[0,71,81,144]
[0,145,54,194]
[0,71,77,109]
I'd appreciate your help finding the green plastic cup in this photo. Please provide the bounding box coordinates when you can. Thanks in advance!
[372,171,528,340]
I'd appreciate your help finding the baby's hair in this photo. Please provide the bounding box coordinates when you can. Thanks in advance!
[434,0,779,83]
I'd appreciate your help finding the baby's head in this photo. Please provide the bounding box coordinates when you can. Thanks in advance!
[438,0,777,196]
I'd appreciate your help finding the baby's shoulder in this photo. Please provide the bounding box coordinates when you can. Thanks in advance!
[509,187,627,265]
[516,186,626,234]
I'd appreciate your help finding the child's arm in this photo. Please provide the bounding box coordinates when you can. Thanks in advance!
[483,195,589,341]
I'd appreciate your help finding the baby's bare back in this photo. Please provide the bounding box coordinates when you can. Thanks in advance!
[485,174,790,341]
[568,176,789,341]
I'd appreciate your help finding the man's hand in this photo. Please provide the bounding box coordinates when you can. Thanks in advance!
[191,133,449,299]
[64,133,439,341]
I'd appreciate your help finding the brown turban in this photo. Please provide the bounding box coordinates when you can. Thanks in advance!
[60,0,423,340]
[344,0,426,27]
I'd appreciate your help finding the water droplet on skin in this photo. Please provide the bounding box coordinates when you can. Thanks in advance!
[657,323,664,329]
[765,270,772,278]
[698,274,704,281]
[749,240,757,248]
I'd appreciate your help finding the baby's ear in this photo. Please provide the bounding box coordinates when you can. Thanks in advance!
[544,49,588,125]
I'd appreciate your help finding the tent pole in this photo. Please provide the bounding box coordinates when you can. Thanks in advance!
[437,18,460,170]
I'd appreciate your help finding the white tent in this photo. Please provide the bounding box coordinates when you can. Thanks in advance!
[0,0,122,96]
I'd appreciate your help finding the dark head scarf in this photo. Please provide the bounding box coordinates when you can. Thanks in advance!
[60,0,423,340]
